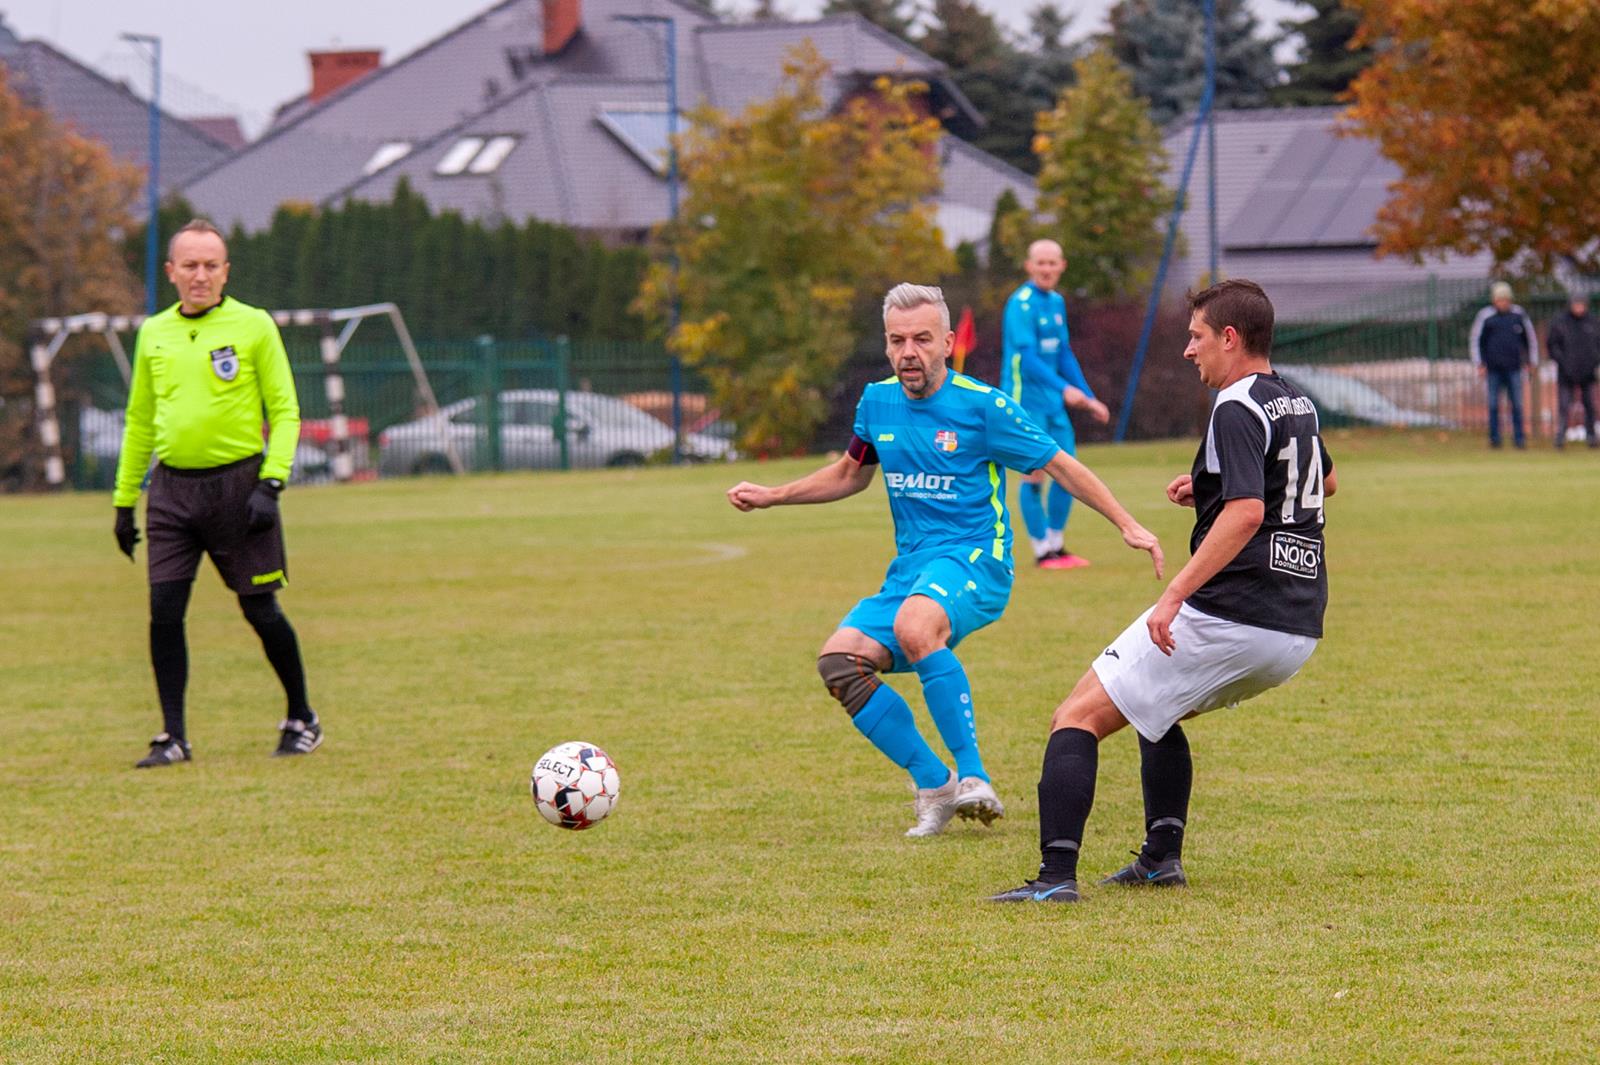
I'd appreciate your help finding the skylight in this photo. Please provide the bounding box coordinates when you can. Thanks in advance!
[363,141,412,175]
[434,135,520,176]
[435,137,485,175]
[467,135,518,174]
[596,106,673,176]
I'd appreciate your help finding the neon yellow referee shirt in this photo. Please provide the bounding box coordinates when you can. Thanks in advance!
[113,296,301,507]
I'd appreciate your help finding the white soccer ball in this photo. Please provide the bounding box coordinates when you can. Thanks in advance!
[530,741,621,830]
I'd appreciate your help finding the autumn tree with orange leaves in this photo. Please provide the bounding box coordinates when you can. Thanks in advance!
[0,68,140,486]
[1345,0,1600,273]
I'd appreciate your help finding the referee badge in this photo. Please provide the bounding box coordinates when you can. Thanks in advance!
[210,346,239,382]
[935,429,958,452]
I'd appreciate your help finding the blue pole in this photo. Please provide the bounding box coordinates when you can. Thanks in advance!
[665,18,683,464]
[1113,10,1216,443]
[1205,0,1218,282]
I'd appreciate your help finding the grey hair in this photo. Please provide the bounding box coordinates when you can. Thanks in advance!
[882,283,950,331]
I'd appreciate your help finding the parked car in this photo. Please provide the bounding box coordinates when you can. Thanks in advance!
[1272,364,1449,428]
[376,389,734,475]
[78,407,333,484]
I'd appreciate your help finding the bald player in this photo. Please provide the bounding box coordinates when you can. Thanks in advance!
[1000,240,1110,569]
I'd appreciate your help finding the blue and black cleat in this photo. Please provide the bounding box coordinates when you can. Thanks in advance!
[987,879,1080,903]
[1099,852,1187,887]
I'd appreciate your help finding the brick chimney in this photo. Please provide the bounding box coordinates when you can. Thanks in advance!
[542,0,581,56]
[308,49,382,104]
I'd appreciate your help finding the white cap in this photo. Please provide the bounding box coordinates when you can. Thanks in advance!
[1491,281,1513,301]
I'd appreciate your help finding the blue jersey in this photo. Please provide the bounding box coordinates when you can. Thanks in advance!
[1000,282,1095,421]
[853,372,1061,562]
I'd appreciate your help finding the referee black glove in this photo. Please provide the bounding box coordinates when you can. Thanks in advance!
[246,479,282,533]
[114,506,140,560]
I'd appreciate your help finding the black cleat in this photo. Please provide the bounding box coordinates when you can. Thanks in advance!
[274,715,323,757]
[135,732,192,769]
[1099,852,1187,887]
[987,878,1080,903]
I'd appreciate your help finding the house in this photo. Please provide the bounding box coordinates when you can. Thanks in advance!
[180,0,1034,247]
[1161,107,1494,321]
[0,15,234,198]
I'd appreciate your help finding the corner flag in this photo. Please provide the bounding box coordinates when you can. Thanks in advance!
[952,306,977,373]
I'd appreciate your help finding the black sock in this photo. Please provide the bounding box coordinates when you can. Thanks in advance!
[1138,724,1192,862]
[1037,727,1099,882]
[239,595,312,721]
[149,581,193,741]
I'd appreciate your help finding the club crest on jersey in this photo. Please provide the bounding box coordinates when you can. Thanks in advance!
[934,429,958,452]
[210,346,239,382]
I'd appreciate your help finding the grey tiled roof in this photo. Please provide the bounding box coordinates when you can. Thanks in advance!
[179,0,1024,238]
[1160,108,1492,319]
[0,36,232,196]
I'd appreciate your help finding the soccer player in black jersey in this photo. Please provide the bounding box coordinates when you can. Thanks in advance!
[990,279,1339,903]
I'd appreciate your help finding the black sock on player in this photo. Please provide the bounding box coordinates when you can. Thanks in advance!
[239,593,313,722]
[1137,724,1192,862]
[149,580,193,741]
[1037,727,1099,882]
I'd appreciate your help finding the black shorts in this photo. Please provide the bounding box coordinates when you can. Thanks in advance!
[147,455,287,594]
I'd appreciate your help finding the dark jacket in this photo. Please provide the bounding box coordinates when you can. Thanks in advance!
[1547,309,1600,384]
[1469,305,1538,372]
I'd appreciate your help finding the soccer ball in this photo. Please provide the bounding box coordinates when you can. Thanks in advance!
[530,742,621,830]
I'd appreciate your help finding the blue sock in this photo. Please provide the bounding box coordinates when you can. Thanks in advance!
[1047,481,1074,533]
[853,684,950,790]
[913,648,987,781]
[1018,481,1047,541]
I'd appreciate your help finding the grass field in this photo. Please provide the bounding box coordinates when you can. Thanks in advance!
[3,431,1598,1063]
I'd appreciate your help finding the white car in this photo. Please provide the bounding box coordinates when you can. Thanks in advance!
[1273,364,1449,428]
[377,389,734,475]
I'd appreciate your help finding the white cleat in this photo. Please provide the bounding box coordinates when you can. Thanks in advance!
[906,772,961,837]
[954,777,1005,826]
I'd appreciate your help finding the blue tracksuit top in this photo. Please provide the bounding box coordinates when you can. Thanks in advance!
[999,282,1094,421]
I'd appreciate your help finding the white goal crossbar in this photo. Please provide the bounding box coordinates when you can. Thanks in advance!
[28,302,464,487]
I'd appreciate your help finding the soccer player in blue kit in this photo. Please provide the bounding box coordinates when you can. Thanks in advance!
[728,284,1163,837]
[1001,240,1111,569]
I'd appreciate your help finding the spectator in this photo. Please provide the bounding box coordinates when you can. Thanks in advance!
[1468,282,1538,449]
[1546,293,1599,449]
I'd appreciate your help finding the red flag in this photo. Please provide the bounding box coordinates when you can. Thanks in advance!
[952,306,977,373]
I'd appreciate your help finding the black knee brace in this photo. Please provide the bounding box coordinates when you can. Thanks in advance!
[150,580,193,625]
[238,592,283,628]
[817,653,881,716]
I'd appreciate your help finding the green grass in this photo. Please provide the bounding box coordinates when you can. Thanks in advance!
[3,431,1598,1063]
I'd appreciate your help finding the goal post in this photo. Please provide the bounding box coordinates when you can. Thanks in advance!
[27,301,463,487]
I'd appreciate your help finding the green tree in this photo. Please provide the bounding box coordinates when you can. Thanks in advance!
[1106,0,1280,125]
[821,0,919,41]
[1346,0,1600,273]
[196,181,648,341]
[639,42,954,453]
[1024,49,1172,300]
[1273,0,1372,106]
[917,0,1043,173]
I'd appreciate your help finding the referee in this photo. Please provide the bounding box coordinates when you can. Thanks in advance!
[113,218,321,768]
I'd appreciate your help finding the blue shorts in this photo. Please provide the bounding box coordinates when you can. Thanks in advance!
[1042,412,1076,456]
[1015,404,1077,458]
[839,548,1014,673]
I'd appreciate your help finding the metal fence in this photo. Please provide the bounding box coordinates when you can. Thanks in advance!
[62,335,728,490]
[1273,275,1598,438]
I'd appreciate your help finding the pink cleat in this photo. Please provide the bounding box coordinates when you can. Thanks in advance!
[1038,551,1091,570]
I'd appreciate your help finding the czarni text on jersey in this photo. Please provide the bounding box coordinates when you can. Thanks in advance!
[1261,395,1317,420]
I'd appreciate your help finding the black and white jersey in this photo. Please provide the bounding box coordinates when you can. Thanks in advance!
[1185,372,1332,638]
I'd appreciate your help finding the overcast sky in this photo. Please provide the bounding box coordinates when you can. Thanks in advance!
[1,0,1305,136]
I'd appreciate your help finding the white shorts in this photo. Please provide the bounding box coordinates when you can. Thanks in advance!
[1091,603,1318,742]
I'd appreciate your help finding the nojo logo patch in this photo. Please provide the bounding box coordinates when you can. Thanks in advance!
[210,346,239,382]
[935,430,958,452]
[1269,531,1321,579]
